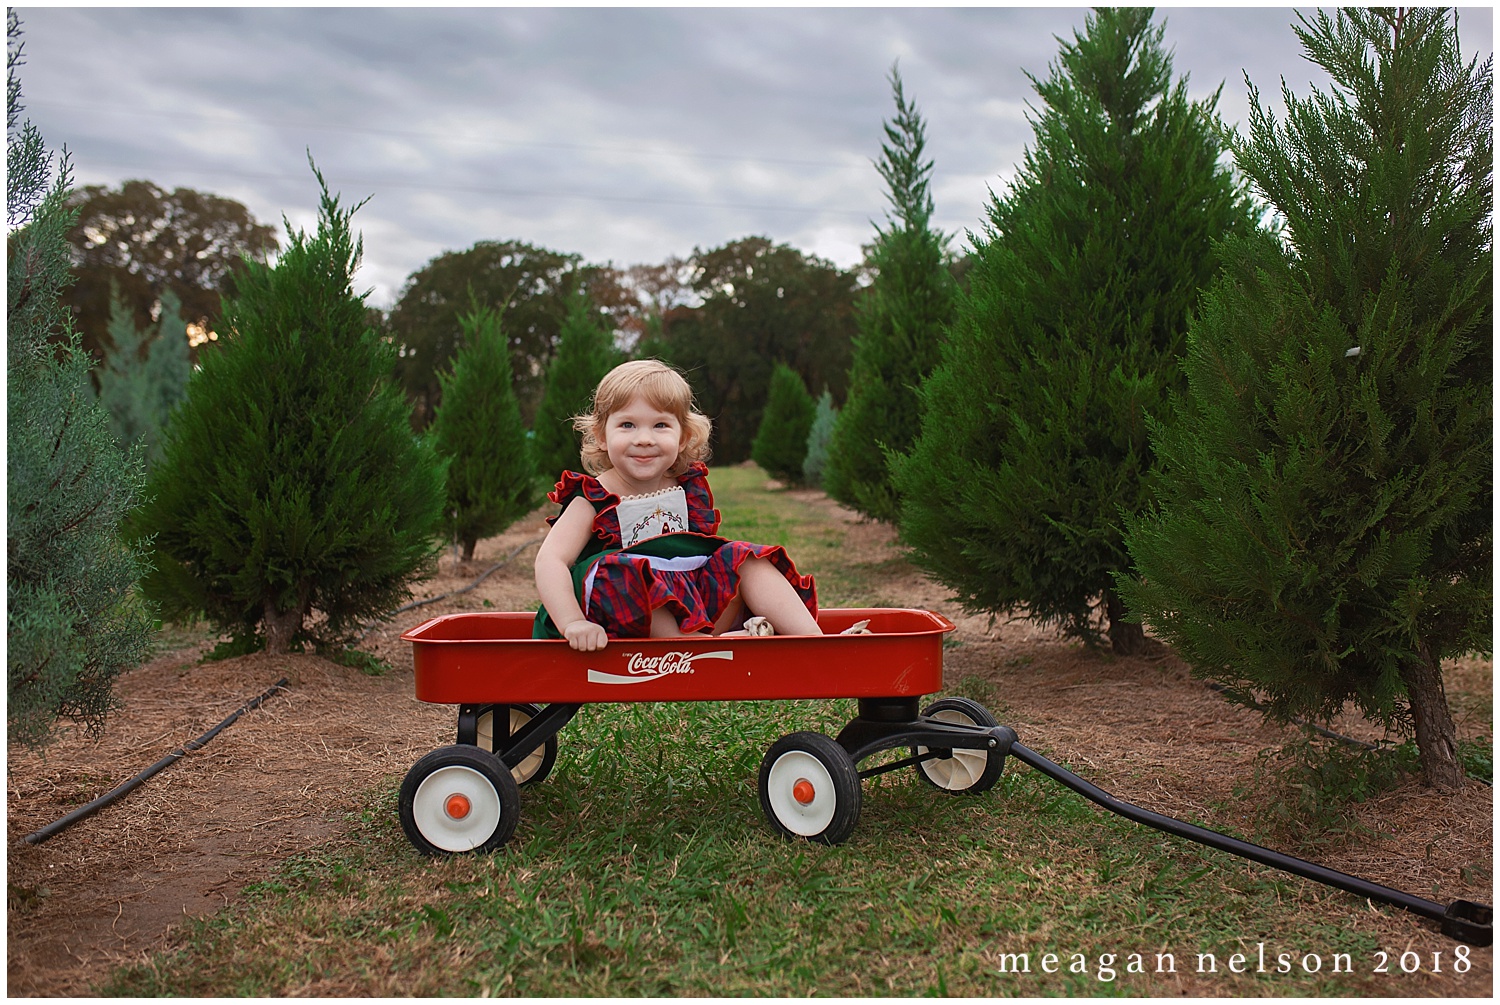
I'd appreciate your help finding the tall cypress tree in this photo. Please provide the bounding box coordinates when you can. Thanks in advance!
[131,164,448,654]
[8,11,154,746]
[533,286,619,481]
[1119,8,1491,789]
[430,303,539,561]
[824,65,955,522]
[751,362,816,485]
[895,7,1255,653]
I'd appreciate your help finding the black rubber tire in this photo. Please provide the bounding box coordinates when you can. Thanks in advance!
[399,744,520,855]
[913,697,1004,794]
[758,731,862,845]
[475,703,557,787]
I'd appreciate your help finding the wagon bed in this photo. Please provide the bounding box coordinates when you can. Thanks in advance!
[405,607,954,705]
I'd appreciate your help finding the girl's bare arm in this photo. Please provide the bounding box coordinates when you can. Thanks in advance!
[534,496,609,651]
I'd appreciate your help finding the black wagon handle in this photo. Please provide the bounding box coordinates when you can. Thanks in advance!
[989,727,1492,947]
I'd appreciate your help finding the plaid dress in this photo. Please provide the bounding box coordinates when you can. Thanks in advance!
[534,463,817,639]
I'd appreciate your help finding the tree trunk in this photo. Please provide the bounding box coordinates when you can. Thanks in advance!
[262,593,307,655]
[1104,588,1147,655]
[461,537,477,563]
[1400,642,1464,791]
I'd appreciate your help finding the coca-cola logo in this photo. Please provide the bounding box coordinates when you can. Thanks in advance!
[587,649,733,685]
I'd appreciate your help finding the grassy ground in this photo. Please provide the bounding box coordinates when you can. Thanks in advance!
[97,467,1485,995]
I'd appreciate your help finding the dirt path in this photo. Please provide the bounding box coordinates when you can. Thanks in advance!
[6,490,1492,996]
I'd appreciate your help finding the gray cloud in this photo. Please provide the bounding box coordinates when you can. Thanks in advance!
[13,6,1492,308]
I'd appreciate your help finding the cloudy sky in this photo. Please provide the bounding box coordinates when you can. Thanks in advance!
[13,5,1494,310]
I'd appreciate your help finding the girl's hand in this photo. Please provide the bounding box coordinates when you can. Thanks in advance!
[563,620,609,652]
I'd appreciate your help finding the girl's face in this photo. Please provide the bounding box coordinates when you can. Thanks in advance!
[602,394,682,492]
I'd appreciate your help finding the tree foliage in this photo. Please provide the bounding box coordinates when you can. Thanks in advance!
[1118,7,1491,789]
[801,389,838,488]
[751,362,816,484]
[824,65,956,522]
[533,287,620,481]
[895,6,1255,653]
[95,282,192,468]
[387,239,621,427]
[63,179,278,366]
[131,165,447,655]
[429,304,540,562]
[8,11,154,746]
[654,236,858,463]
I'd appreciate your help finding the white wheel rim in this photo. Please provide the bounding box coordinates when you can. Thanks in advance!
[766,750,837,836]
[411,764,502,852]
[478,709,546,784]
[918,709,988,791]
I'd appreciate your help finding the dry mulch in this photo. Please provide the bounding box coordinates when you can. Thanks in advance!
[6,490,1493,996]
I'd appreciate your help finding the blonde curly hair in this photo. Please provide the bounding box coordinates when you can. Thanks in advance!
[573,359,713,476]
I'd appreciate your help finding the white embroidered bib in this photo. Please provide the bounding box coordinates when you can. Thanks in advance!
[615,485,690,548]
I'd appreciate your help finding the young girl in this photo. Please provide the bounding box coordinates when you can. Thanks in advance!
[534,359,823,651]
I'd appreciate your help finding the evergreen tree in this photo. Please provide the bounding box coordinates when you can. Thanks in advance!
[824,65,956,522]
[802,389,839,488]
[131,163,448,655]
[7,11,154,746]
[895,7,1255,653]
[97,281,150,438]
[533,286,619,480]
[145,287,193,442]
[96,283,192,467]
[430,304,540,561]
[751,362,815,484]
[1118,8,1491,789]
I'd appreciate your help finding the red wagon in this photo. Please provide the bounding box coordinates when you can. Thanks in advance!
[398,605,1492,946]
[398,607,1007,854]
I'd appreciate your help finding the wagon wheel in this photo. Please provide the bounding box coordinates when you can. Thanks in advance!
[758,732,862,845]
[399,745,520,855]
[913,697,1004,794]
[476,703,557,787]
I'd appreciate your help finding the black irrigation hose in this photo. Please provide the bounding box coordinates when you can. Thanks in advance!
[1203,681,1492,787]
[353,535,545,642]
[1203,681,1378,750]
[22,678,290,846]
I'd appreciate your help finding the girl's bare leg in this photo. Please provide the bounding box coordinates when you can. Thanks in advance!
[734,558,822,636]
[649,606,700,638]
[711,593,746,635]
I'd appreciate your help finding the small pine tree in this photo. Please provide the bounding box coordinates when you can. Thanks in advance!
[97,280,151,440]
[96,283,192,467]
[894,7,1254,653]
[1118,8,1491,790]
[751,362,815,485]
[145,287,193,447]
[533,287,619,480]
[8,11,154,746]
[802,389,839,488]
[824,65,955,522]
[430,304,540,561]
[131,163,448,655]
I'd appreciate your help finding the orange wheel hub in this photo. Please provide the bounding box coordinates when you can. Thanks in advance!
[445,793,472,819]
[792,778,816,805]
